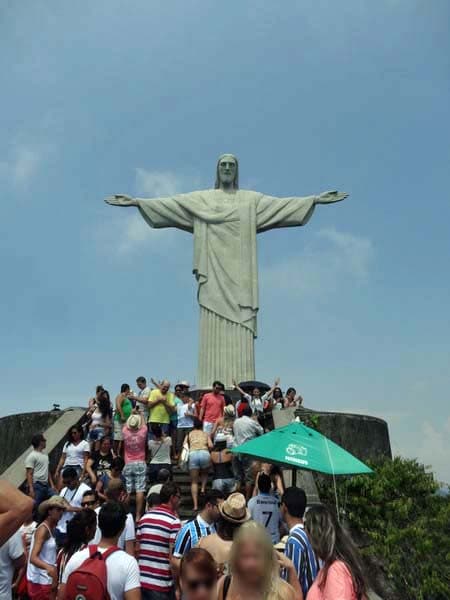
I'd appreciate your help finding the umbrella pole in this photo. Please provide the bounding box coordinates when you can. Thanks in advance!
[292,468,297,487]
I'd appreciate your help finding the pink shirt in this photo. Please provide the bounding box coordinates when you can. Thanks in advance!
[123,425,147,463]
[201,393,225,423]
[307,561,360,600]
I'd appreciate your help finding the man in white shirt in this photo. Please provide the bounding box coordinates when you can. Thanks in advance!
[233,406,263,499]
[55,467,92,546]
[0,530,25,600]
[134,376,151,422]
[59,501,140,600]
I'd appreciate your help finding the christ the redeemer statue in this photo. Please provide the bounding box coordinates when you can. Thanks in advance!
[106,154,348,388]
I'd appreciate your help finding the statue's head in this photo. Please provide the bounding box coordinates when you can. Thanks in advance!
[215,154,239,190]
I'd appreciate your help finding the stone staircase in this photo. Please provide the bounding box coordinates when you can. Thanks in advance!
[172,465,205,520]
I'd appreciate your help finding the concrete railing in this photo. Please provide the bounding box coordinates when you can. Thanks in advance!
[1,407,87,487]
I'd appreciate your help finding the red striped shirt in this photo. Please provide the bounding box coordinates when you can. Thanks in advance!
[137,505,181,591]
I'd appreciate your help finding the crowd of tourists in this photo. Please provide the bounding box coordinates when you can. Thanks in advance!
[0,377,370,600]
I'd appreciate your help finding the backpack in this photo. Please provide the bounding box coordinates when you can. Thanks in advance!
[65,545,119,600]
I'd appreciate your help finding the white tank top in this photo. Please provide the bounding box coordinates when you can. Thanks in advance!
[91,408,104,428]
[27,523,56,585]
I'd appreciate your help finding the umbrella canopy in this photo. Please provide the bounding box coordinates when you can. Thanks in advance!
[238,380,271,393]
[231,421,373,476]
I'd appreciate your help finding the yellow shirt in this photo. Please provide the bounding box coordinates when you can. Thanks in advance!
[148,389,175,424]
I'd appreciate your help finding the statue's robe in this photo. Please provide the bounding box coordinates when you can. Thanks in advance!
[137,189,316,387]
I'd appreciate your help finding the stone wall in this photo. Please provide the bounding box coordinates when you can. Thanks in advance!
[0,411,62,474]
[296,408,392,461]
[0,408,87,487]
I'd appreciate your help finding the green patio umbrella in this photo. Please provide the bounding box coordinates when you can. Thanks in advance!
[231,420,373,476]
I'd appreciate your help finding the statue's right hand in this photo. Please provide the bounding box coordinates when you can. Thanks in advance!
[104,194,137,206]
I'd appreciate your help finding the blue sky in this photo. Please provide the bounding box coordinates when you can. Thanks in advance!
[1,1,449,483]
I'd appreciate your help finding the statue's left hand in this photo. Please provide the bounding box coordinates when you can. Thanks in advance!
[316,190,349,204]
[104,194,137,206]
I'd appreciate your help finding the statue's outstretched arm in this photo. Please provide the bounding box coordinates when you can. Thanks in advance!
[105,194,138,207]
[315,190,349,204]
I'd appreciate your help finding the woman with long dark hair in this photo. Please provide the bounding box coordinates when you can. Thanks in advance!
[271,387,284,410]
[88,385,104,411]
[304,505,368,600]
[54,425,90,489]
[87,389,112,446]
[85,435,115,486]
[56,509,97,584]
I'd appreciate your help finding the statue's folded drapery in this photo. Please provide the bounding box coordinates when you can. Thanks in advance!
[137,189,316,387]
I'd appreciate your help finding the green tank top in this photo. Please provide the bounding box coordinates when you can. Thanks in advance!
[115,397,133,422]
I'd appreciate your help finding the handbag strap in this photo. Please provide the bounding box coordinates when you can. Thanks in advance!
[151,440,164,461]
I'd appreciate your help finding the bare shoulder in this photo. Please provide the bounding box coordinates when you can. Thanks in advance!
[278,579,297,600]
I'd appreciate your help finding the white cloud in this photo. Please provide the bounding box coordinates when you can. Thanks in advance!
[135,168,194,197]
[0,143,45,187]
[415,418,450,484]
[101,168,202,256]
[318,228,372,280]
[261,227,374,299]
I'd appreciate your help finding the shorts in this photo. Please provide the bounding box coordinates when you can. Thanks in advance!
[27,582,53,600]
[203,421,214,435]
[212,478,236,495]
[114,419,124,441]
[88,426,105,442]
[189,449,211,471]
[123,461,147,493]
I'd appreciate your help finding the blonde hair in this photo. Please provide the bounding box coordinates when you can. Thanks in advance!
[229,521,285,600]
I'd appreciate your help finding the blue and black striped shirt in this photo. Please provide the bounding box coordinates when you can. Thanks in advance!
[173,515,215,557]
[284,523,319,597]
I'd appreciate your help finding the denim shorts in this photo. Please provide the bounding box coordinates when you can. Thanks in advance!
[189,449,211,471]
[88,427,105,442]
[123,461,147,493]
[202,422,214,435]
[212,478,236,495]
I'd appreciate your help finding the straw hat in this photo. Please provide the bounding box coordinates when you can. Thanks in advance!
[218,492,250,524]
[126,414,141,430]
[224,405,235,417]
[38,495,70,517]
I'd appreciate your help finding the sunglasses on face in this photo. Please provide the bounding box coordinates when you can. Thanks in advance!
[185,578,215,591]
[81,500,96,507]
